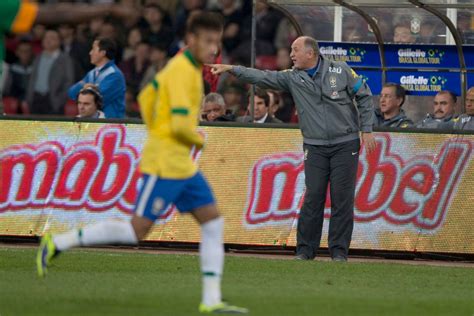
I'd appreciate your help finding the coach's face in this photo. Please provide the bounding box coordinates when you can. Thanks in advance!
[290,37,317,70]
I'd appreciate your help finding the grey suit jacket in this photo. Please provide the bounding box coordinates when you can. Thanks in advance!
[26,52,75,114]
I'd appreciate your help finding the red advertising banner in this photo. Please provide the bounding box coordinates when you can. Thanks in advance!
[0,120,473,254]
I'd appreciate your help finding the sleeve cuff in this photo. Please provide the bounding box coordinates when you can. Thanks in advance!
[361,126,373,133]
[231,66,243,76]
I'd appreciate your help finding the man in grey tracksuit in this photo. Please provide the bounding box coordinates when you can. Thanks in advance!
[416,90,457,129]
[210,36,376,261]
[446,88,474,131]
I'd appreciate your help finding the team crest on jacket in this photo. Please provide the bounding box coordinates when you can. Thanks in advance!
[329,76,337,88]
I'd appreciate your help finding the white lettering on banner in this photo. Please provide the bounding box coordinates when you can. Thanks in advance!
[400,76,429,85]
[398,49,427,58]
[320,46,348,56]
[245,134,472,231]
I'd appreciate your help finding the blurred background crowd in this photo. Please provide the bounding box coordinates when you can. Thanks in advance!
[1,0,474,129]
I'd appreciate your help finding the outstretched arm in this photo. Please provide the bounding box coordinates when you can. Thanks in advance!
[208,64,291,92]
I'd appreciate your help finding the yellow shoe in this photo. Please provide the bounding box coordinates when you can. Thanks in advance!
[36,233,58,278]
[199,302,249,314]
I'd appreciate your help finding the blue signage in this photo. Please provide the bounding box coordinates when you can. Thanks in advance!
[464,46,474,69]
[357,70,382,94]
[319,42,380,68]
[386,71,461,96]
[385,44,460,69]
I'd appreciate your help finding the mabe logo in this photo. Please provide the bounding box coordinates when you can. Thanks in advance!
[0,125,201,222]
[245,135,472,231]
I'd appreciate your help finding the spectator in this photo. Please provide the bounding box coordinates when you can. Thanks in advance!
[58,23,91,81]
[201,92,233,121]
[142,4,174,50]
[221,83,246,116]
[215,0,243,54]
[276,47,292,71]
[393,24,416,44]
[452,87,474,130]
[274,92,295,123]
[140,43,168,90]
[98,19,124,63]
[274,18,298,51]
[77,85,105,119]
[233,0,283,65]
[174,0,206,42]
[122,27,143,61]
[120,41,150,92]
[237,88,282,123]
[374,83,413,128]
[125,86,140,118]
[3,40,34,102]
[68,37,126,118]
[26,29,74,115]
[416,91,456,129]
[267,90,281,119]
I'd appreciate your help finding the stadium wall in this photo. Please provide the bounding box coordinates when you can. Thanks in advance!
[0,119,473,255]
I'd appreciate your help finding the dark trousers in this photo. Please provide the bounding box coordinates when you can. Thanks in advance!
[30,92,53,115]
[296,139,360,259]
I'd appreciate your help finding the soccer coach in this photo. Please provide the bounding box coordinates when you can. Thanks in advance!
[209,36,376,262]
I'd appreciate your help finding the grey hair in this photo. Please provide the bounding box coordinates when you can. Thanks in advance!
[303,36,319,56]
[203,92,226,107]
[467,87,474,94]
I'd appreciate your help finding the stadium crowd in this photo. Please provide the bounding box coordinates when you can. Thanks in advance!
[1,0,474,130]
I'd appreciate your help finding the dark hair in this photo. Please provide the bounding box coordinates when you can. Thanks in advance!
[249,88,270,107]
[186,11,224,35]
[383,82,406,107]
[95,37,117,60]
[437,90,457,103]
[78,86,103,110]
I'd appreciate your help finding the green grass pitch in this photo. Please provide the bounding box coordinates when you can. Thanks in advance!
[0,247,473,316]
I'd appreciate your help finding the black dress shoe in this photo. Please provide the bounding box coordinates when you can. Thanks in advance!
[295,254,311,260]
[332,256,347,262]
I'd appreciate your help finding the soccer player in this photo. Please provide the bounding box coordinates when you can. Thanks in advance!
[0,0,134,114]
[37,12,248,315]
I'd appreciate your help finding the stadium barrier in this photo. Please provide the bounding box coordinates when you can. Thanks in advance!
[0,118,473,255]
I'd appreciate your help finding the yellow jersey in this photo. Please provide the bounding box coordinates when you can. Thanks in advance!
[138,50,204,179]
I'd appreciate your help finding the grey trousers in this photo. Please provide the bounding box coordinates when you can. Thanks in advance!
[296,139,360,259]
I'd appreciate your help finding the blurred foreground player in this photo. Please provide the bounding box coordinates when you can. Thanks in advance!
[0,0,135,114]
[37,12,248,315]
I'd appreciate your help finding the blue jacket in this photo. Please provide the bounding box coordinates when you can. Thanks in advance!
[68,60,126,118]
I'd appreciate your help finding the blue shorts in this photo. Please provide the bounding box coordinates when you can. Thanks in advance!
[133,172,216,221]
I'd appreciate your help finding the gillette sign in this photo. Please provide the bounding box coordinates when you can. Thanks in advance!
[386,71,461,96]
[319,42,380,67]
[385,44,459,68]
